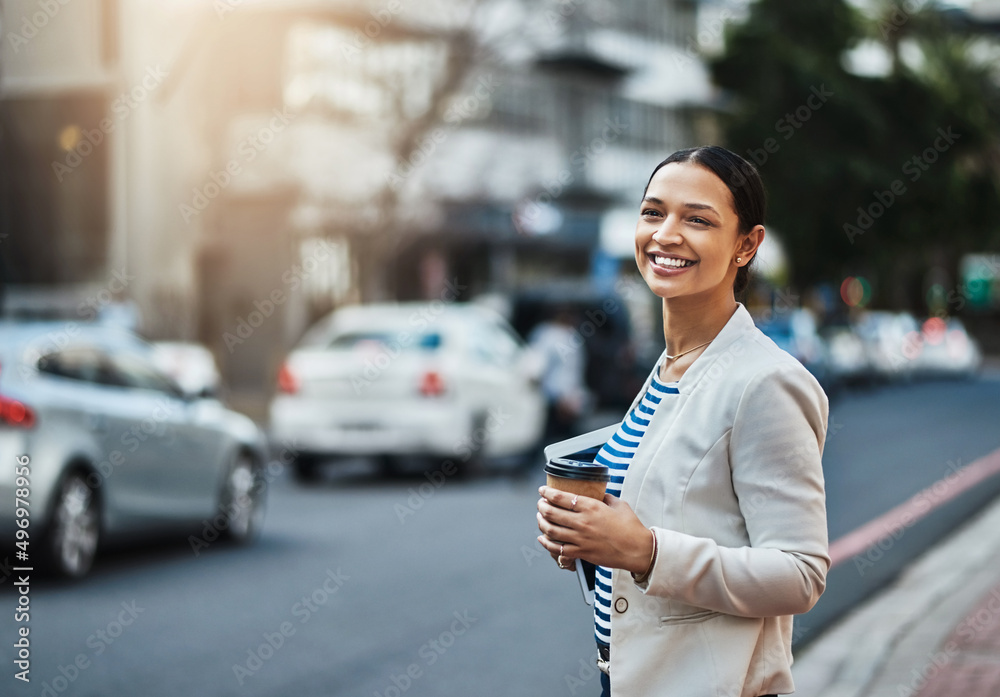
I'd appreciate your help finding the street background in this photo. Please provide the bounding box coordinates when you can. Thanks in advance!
[2,0,1000,696]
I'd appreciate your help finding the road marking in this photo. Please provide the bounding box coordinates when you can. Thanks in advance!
[828,445,1000,569]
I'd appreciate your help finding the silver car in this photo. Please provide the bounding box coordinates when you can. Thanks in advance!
[0,322,267,578]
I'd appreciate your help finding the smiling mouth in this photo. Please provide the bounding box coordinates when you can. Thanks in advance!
[650,254,697,269]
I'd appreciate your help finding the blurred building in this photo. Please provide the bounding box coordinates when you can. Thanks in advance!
[2,0,362,397]
[383,1,717,307]
[1,0,124,307]
[0,0,718,401]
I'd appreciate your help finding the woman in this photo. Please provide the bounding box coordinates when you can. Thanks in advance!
[536,146,829,697]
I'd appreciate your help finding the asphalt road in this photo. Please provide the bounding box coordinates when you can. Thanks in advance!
[2,374,1000,697]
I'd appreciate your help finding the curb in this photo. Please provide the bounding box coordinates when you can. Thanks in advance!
[792,491,1000,696]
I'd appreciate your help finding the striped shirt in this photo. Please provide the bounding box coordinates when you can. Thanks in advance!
[594,369,679,647]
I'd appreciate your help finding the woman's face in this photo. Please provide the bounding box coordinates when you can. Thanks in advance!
[635,162,755,301]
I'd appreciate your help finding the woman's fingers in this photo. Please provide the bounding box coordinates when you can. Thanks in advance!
[543,548,577,572]
[536,511,576,544]
[538,532,582,574]
[546,549,577,571]
[537,534,574,558]
[537,496,574,527]
[537,486,611,566]
[538,485,587,512]
[538,490,596,529]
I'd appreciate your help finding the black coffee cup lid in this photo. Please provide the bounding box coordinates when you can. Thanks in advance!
[544,458,610,482]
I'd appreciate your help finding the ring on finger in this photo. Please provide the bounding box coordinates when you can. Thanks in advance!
[571,495,579,511]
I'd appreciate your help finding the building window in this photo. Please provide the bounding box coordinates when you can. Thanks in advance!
[0,95,109,284]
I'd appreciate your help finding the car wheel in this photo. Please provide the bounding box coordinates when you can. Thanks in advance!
[292,455,321,483]
[45,471,101,578]
[376,455,399,478]
[220,453,265,544]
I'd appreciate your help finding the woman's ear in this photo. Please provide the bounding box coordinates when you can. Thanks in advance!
[738,225,765,262]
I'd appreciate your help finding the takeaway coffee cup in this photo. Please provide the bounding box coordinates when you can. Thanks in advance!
[543,458,610,501]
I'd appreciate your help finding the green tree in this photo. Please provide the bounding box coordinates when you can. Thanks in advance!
[711,0,1000,312]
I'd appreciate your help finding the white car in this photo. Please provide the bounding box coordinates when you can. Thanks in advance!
[853,311,924,381]
[269,302,546,479]
[914,317,982,378]
[822,324,873,385]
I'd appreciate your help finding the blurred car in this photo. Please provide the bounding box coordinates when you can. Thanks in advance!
[853,311,923,381]
[269,302,545,479]
[0,322,268,578]
[821,323,873,386]
[755,309,833,389]
[914,316,981,378]
[150,341,223,399]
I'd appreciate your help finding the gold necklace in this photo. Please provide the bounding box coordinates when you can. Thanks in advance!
[663,339,713,362]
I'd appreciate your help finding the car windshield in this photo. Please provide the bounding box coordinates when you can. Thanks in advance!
[328,331,442,351]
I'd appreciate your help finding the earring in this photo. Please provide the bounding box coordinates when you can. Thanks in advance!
[736,257,742,263]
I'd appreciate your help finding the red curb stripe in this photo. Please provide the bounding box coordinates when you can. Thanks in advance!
[828,446,1000,569]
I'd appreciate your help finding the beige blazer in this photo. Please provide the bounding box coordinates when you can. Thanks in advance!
[601,303,830,696]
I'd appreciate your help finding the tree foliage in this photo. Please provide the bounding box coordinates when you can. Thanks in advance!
[711,0,1000,310]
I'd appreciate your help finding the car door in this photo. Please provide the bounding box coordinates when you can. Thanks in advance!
[489,322,546,453]
[35,343,167,531]
[101,343,224,521]
[463,319,544,456]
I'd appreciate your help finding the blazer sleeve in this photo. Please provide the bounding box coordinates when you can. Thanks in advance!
[635,364,831,618]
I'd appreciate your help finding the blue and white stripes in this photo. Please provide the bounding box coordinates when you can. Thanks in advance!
[594,371,679,647]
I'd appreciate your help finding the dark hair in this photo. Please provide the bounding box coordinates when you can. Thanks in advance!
[642,146,766,295]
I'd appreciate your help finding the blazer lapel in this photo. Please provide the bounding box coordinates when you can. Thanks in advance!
[619,303,758,508]
[672,303,758,395]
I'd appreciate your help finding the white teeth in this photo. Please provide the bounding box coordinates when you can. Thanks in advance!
[653,256,695,268]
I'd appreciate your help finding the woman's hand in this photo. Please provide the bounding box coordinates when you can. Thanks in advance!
[536,486,654,574]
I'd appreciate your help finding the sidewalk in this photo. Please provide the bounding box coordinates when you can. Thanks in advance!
[792,492,1000,697]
